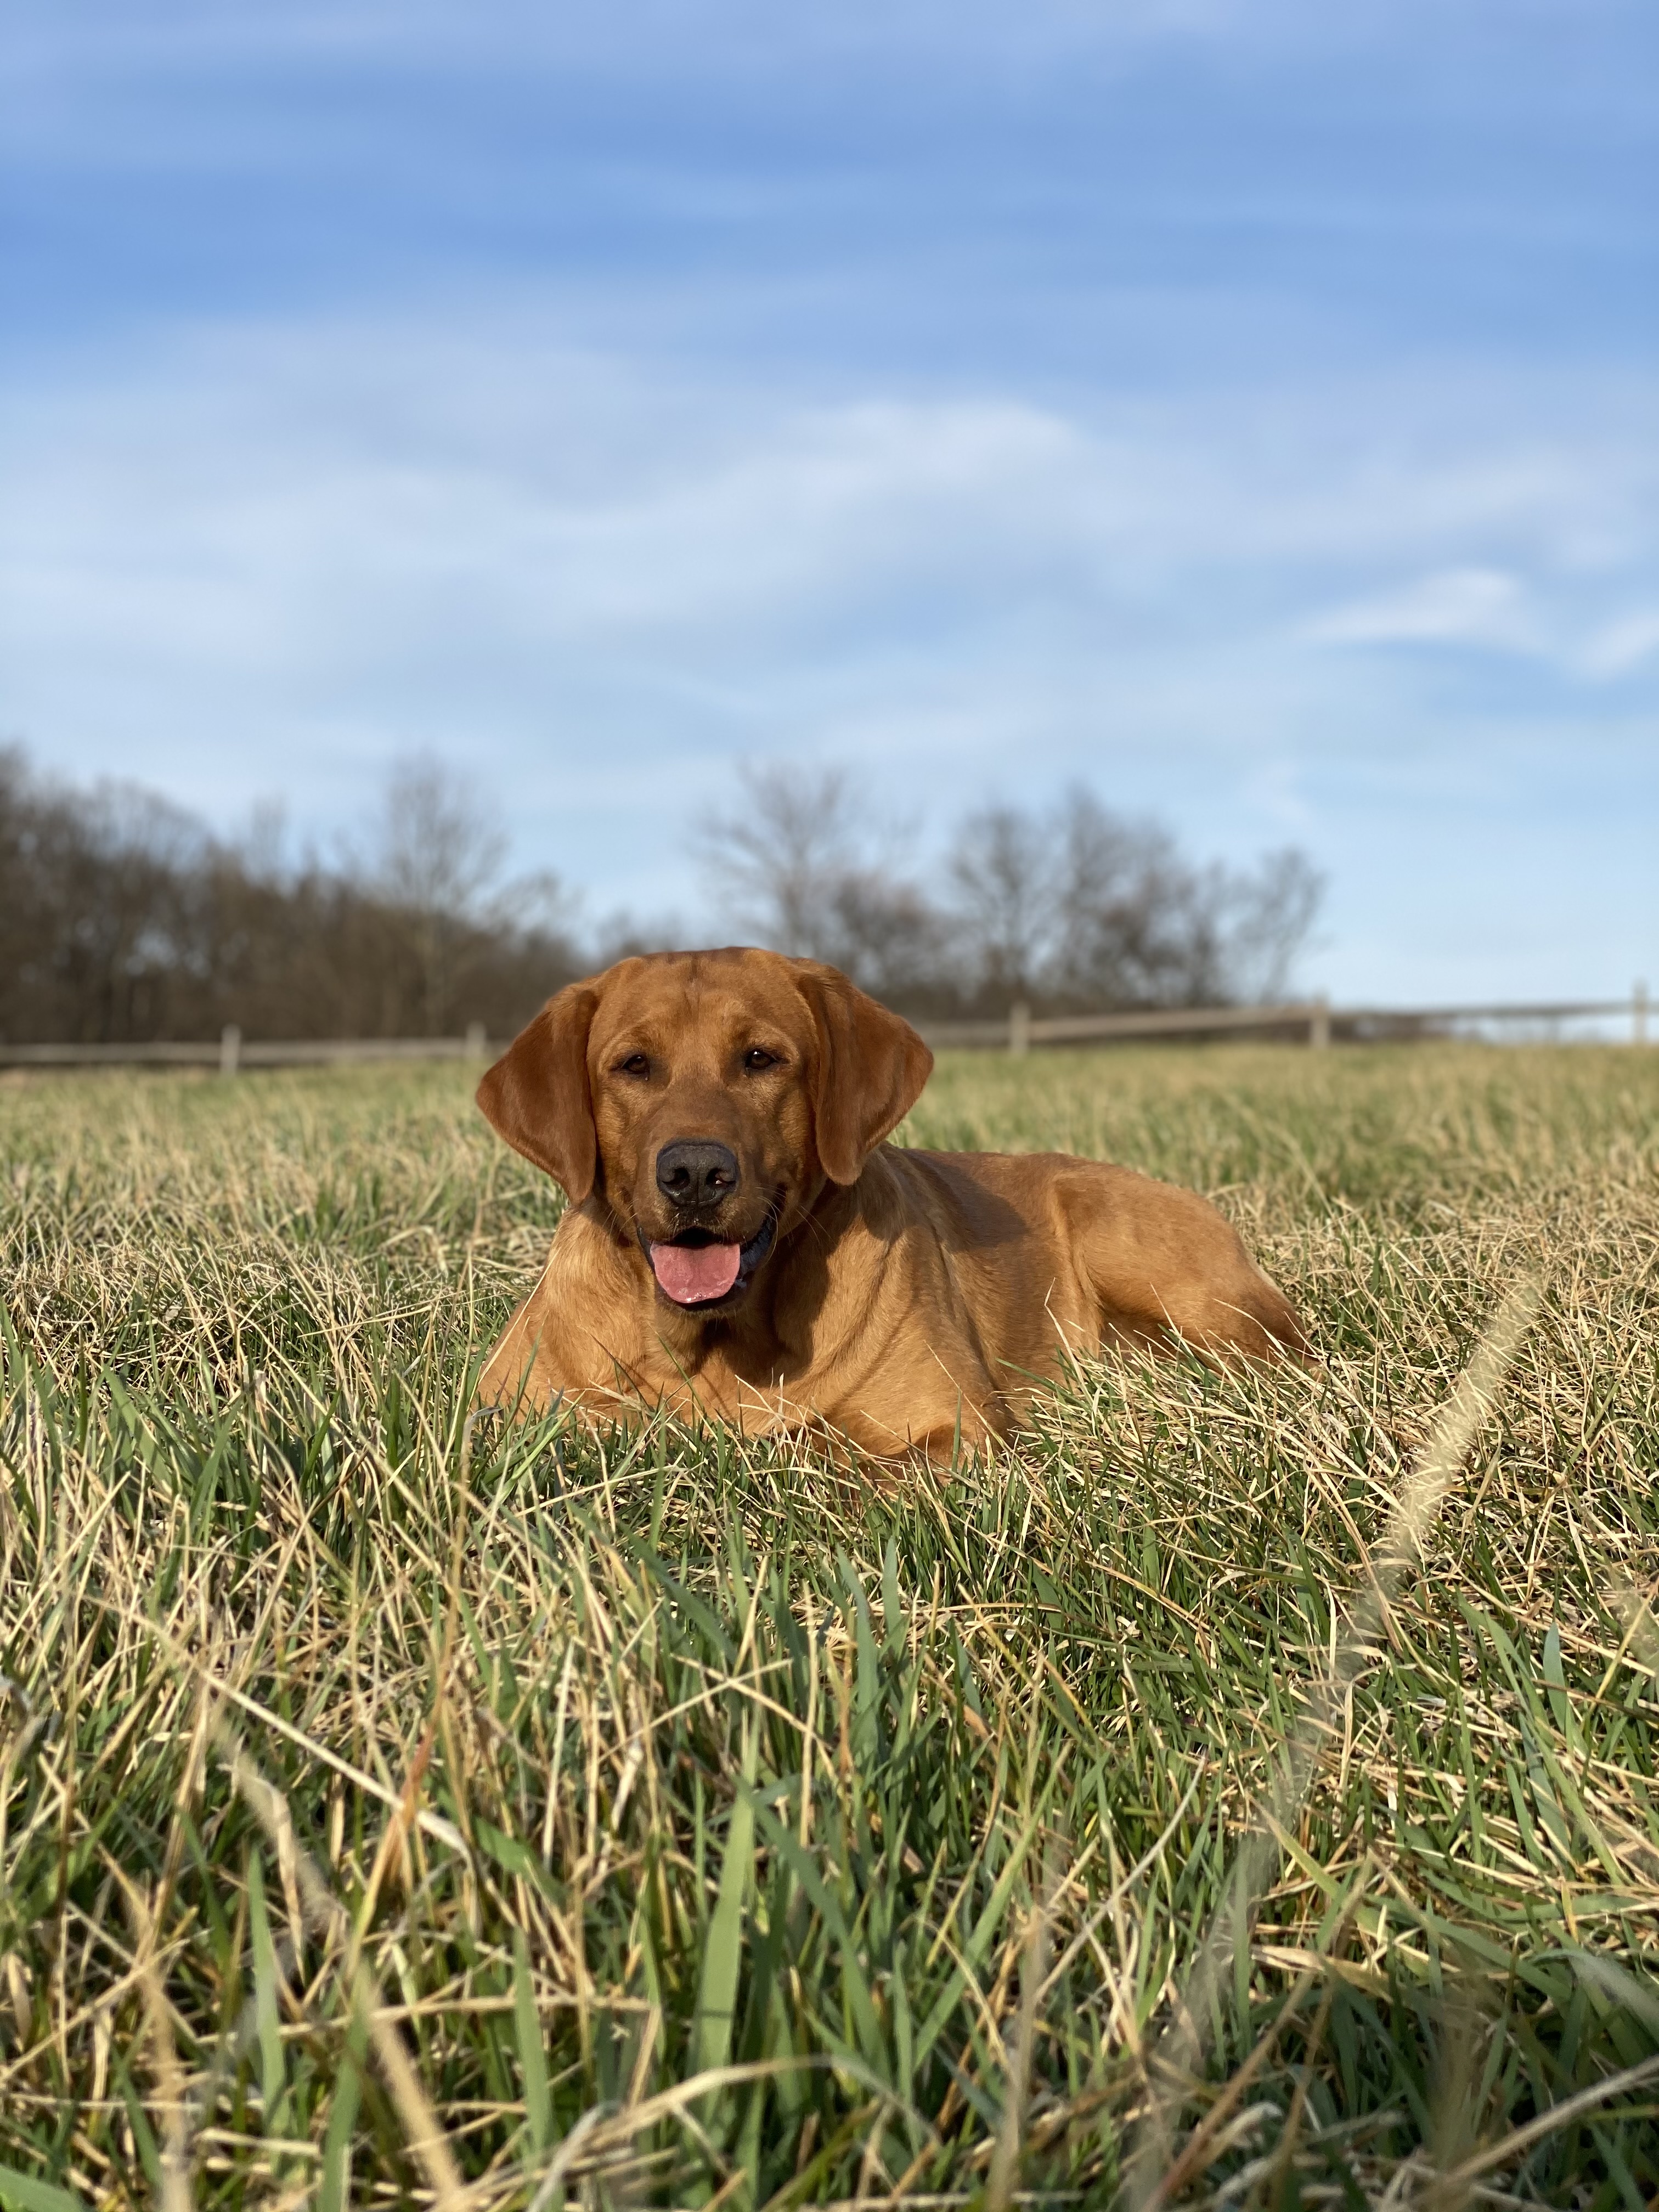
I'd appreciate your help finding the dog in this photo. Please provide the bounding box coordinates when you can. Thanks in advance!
[476,947,1308,1462]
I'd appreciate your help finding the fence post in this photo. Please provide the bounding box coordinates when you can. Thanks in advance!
[1008,1001,1030,1057]
[1309,996,1330,1051]
[1636,980,1650,1047]
[219,1024,241,1078]
[465,1021,487,1062]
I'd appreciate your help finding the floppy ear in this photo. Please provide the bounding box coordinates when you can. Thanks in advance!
[795,962,934,1186]
[475,981,601,1202]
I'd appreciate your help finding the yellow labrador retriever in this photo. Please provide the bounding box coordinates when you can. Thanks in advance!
[476,947,1308,1462]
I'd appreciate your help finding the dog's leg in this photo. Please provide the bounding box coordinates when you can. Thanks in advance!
[1058,1169,1310,1364]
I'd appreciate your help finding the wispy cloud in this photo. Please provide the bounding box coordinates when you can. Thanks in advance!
[2,306,1655,998]
[1306,568,1538,654]
[7,317,1655,692]
[1582,608,1659,679]
[1307,564,1659,682]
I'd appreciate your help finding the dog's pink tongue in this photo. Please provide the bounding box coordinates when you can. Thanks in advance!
[650,1240,741,1305]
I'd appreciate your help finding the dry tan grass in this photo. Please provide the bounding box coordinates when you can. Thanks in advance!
[1,1043,1657,2209]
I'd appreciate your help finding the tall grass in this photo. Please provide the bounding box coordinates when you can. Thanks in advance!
[2,1045,1657,2208]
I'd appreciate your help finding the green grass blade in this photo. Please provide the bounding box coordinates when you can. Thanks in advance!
[318,1991,370,2212]
[0,2170,93,2212]
[513,1928,552,2154]
[695,1719,758,2076]
[247,1847,291,2144]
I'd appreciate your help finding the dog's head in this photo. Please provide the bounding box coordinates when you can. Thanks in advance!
[476,947,933,1314]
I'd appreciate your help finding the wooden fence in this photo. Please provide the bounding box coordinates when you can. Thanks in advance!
[919,985,1651,1053]
[0,988,1648,1070]
[0,1024,490,1074]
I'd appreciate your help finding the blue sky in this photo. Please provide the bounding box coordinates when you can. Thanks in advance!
[3,1,1656,997]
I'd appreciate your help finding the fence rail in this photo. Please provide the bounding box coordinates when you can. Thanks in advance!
[920,989,1649,1053]
[0,1024,490,1073]
[0,989,1648,1070]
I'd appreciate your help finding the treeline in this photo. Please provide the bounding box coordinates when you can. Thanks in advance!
[0,748,585,1045]
[0,746,1322,1043]
[697,765,1323,1019]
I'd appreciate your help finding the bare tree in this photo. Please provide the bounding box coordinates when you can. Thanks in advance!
[696,762,865,961]
[1049,792,1222,1007]
[695,760,956,1001]
[822,867,953,1005]
[375,753,507,923]
[957,787,1325,1012]
[1216,848,1326,1003]
[368,754,515,1032]
[946,803,1058,1001]
[0,748,207,1042]
[0,743,585,1045]
[589,909,693,969]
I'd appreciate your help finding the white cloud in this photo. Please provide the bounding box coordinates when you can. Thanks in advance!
[1581,608,1659,679]
[5,314,1654,691]
[1305,567,1539,655]
[2,305,1656,994]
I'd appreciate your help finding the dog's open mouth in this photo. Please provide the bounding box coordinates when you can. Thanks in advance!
[646,1214,777,1309]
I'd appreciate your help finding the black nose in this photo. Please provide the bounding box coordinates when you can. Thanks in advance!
[655,1139,741,1210]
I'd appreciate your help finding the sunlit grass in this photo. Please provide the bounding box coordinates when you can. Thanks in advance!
[2,1044,1657,2208]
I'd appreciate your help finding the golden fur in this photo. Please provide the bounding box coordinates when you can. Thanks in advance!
[476,947,1308,1462]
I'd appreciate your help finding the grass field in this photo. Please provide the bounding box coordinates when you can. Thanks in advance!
[2,1045,1658,2210]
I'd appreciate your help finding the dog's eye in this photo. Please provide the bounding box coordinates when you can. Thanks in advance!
[743,1047,780,1071]
[616,1052,651,1079]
